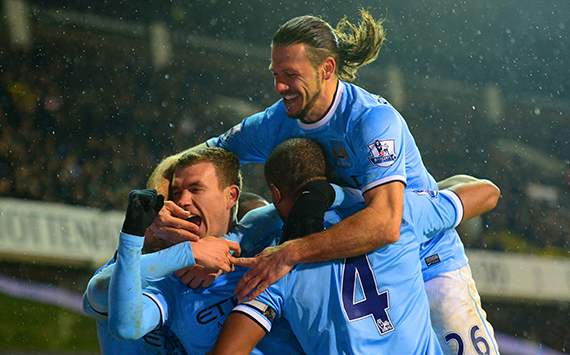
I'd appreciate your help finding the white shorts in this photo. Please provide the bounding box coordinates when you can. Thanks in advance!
[425,265,500,355]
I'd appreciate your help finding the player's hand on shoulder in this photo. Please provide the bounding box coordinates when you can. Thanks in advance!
[191,236,241,273]
[122,189,164,237]
[146,200,201,243]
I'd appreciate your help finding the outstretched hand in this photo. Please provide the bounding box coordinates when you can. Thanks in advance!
[122,189,164,237]
[233,244,296,301]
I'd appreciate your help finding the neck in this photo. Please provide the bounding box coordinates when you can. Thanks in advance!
[302,78,339,123]
[225,216,237,234]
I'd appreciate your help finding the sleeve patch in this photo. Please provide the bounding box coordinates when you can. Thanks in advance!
[368,139,397,167]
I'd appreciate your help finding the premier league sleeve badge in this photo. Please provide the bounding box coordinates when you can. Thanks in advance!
[368,139,397,167]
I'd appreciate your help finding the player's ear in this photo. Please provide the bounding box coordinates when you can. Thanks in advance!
[269,183,282,204]
[321,56,336,80]
[225,185,240,209]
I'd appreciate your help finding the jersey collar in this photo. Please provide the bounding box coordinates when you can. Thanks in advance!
[297,81,345,130]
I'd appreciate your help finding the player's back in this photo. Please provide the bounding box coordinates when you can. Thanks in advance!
[239,189,466,354]
[249,216,442,354]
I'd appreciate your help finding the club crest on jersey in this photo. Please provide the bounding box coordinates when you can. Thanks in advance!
[331,141,352,168]
[368,139,397,167]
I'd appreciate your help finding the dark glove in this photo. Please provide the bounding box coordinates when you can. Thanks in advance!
[121,189,165,237]
[282,180,335,242]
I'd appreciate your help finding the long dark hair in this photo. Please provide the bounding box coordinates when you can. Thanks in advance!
[272,9,385,82]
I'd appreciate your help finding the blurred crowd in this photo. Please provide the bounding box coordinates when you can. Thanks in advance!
[0,38,568,255]
[0,42,242,209]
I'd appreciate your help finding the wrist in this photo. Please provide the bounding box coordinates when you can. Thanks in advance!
[282,238,305,265]
[189,241,202,265]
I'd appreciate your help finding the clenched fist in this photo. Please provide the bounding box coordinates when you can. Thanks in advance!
[122,189,165,237]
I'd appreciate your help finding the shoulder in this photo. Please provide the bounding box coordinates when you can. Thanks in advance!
[237,100,296,139]
[247,100,287,124]
[342,83,402,129]
[239,204,280,226]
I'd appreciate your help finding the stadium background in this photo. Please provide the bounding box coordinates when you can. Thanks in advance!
[0,0,568,353]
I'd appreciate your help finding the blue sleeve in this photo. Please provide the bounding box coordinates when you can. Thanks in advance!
[232,281,286,333]
[406,190,463,243]
[206,110,275,164]
[230,204,283,257]
[330,183,365,209]
[96,318,145,354]
[108,233,178,340]
[349,106,407,192]
[84,240,196,316]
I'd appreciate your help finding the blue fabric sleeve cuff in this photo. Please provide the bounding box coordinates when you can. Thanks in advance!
[118,232,145,250]
[142,242,196,281]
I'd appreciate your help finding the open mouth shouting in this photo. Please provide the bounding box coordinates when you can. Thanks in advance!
[186,214,202,227]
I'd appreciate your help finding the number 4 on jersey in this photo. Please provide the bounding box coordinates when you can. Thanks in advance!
[341,255,394,335]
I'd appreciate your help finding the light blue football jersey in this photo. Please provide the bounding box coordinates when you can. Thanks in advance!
[96,319,187,355]
[141,207,299,354]
[144,267,303,355]
[93,206,294,355]
[88,259,187,355]
[234,190,463,355]
[207,81,467,281]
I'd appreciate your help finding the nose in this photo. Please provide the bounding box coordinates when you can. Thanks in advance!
[274,78,289,94]
[177,190,194,210]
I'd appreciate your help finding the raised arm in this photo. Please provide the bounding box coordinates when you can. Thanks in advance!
[85,235,240,317]
[106,189,239,339]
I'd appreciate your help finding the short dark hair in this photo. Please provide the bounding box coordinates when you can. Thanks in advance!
[237,192,269,220]
[272,9,385,82]
[265,138,327,195]
[170,146,242,191]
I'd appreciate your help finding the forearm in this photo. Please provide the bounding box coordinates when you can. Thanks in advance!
[437,174,480,190]
[285,204,401,264]
[211,312,265,355]
[108,234,162,339]
[85,241,196,314]
[449,180,500,220]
